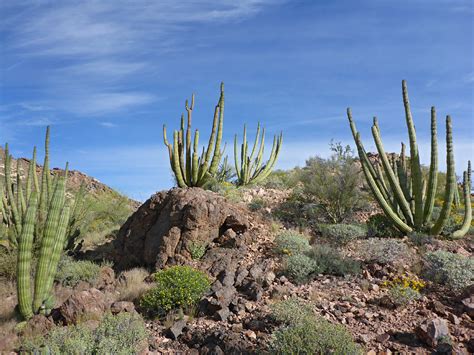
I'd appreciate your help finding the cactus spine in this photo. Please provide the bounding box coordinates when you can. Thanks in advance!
[347,81,470,237]
[163,83,225,187]
[234,123,283,186]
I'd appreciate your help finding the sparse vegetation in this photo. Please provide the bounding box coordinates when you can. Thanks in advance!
[424,250,474,292]
[188,241,207,260]
[319,223,367,245]
[367,213,401,238]
[139,265,210,317]
[21,312,148,354]
[284,254,320,284]
[270,298,362,354]
[274,231,311,256]
[117,268,152,302]
[55,256,102,287]
[308,245,361,276]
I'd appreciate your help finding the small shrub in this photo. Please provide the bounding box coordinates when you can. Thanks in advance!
[308,245,360,276]
[274,232,311,256]
[270,299,362,354]
[367,213,401,238]
[248,198,265,211]
[94,312,148,354]
[424,251,474,292]
[140,265,210,317]
[407,232,434,246]
[117,268,152,302]
[319,224,366,245]
[0,249,17,281]
[270,298,314,325]
[21,312,147,354]
[284,254,320,284]
[188,242,207,260]
[387,284,421,306]
[55,256,102,287]
[356,238,410,265]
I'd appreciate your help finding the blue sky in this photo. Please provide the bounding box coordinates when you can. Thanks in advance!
[1,0,472,201]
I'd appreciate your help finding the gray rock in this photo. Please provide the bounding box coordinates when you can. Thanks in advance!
[415,318,450,347]
[166,319,187,340]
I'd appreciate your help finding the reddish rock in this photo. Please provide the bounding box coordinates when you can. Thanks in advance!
[415,318,450,347]
[59,288,108,325]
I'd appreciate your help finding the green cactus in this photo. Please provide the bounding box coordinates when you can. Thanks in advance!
[163,83,225,187]
[347,80,471,237]
[234,123,283,186]
[452,161,472,238]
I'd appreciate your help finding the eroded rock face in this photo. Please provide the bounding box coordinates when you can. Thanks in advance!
[113,188,249,270]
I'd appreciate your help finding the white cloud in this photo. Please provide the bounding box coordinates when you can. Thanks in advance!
[2,1,281,117]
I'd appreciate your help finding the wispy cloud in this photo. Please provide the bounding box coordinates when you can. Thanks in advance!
[100,122,117,128]
[1,1,281,118]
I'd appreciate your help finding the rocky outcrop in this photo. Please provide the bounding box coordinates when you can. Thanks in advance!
[113,188,250,270]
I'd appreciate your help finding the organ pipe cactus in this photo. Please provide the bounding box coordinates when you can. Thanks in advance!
[0,127,83,319]
[347,80,471,237]
[1,127,81,248]
[234,123,283,186]
[163,83,225,187]
[17,164,70,319]
[452,161,472,238]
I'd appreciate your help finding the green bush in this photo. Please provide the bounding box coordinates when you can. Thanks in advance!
[140,265,210,317]
[21,312,147,354]
[356,238,410,265]
[298,142,366,224]
[367,214,401,238]
[248,198,265,211]
[319,224,366,245]
[284,254,320,284]
[424,251,474,292]
[94,312,148,354]
[274,232,311,256]
[55,256,102,287]
[258,169,301,190]
[0,249,17,281]
[271,298,314,325]
[388,284,421,306]
[270,299,362,354]
[188,242,207,260]
[308,245,360,276]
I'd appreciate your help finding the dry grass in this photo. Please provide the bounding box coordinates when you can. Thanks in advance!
[116,268,152,302]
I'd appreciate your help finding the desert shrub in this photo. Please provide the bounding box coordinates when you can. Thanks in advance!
[424,251,474,292]
[188,242,207,260]
[407,232,434,246]
[259,169,301,190]
[140,265,210,317]
[21,312,147,354]
[356,238,410,265]
[272,193,319,229]
[0,249,17,281]
[387,284,421,306]
[94,312,148,354]
[274,232,311,256]
[319,224,367,245]
[298,142,365,224]
[308,245,361,276]
[270,299,362,354]
[248,198,265,211]
[55,256,102,287]
[117,268,152,302]
[271,298,314,325]
[284,254,321,284]
[366,213,401,238]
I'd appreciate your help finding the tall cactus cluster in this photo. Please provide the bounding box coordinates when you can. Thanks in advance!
[1,127,79,319]
[163,83,283,187]
[347,80,472,237]
[234,123,283,186]
[163,83,225,188]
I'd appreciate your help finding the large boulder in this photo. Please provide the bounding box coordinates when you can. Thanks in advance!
[113,188,249,270]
